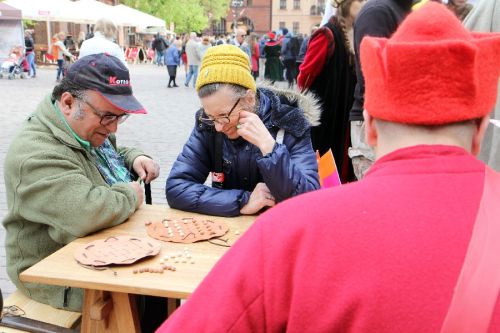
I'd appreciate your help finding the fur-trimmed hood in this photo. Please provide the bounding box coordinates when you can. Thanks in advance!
[195,83,321,137]
[257,82,321,137]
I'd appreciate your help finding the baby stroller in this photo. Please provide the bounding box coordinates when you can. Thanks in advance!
[0,53,29,79]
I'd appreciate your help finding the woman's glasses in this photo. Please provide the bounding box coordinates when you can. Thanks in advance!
[199,98,240,126]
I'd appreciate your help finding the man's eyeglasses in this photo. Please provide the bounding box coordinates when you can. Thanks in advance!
[80,99,130,126]
[200,98,240,126]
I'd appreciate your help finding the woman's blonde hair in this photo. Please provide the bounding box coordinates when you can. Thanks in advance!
[95,18,118,40]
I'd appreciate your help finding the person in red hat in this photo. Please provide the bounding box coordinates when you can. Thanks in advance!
[263,31,283,83]
[157,3,500,332]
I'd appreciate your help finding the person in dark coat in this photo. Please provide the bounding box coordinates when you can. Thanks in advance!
[263,32,283,84]
[166,44,321,217]
[24,31,36,78]
[348,0,413,180]
[165,44,180,88]
[152,33,168,66]
[280,31,298,88]
[298,0,366,183]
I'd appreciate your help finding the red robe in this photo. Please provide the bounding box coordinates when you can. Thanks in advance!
[157,145,500,332]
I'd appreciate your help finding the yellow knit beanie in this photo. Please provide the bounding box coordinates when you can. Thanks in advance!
[195,44,256,92]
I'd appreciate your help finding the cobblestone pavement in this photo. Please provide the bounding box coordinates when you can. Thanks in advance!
[0,64,202,297]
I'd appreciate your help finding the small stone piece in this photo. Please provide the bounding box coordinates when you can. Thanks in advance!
[133,269,138,274]
[235,230,240,235]
[190,260,195,264]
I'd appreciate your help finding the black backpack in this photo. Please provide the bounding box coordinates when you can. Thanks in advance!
[290,36,301,58]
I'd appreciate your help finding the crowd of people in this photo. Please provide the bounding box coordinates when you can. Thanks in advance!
[2,0,499,332]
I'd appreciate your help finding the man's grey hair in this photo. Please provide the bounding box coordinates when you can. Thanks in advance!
[73,101,86,120]
[51,77,87,101]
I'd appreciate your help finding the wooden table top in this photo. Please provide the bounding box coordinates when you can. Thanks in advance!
[20,205,255,299]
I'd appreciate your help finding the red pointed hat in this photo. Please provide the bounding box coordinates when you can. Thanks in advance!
[361,2,500,125]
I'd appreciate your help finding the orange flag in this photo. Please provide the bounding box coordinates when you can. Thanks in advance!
[316,149,341,188]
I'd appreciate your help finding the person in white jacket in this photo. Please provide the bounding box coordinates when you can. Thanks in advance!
[79,18,127,68]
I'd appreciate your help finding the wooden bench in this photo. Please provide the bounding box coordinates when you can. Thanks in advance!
[0,290,81,333]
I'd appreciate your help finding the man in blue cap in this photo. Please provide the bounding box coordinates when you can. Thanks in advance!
[2,53,160,311]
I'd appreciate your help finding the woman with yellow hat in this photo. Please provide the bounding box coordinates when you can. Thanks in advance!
[166,44,321,216]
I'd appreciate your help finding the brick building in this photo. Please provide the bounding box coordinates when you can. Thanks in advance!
[211,0,272,36]
[211,0,322,37]
[272,0,323,35]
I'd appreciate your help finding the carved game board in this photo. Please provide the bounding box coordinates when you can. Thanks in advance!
[146,217,229,244]
[74,236,161,267]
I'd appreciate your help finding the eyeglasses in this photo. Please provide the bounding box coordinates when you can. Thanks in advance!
[199,98,240,126]
[80,98,130,126]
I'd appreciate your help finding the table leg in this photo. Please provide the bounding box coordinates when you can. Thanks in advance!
[81,289,141,333]
[167,298,180,317]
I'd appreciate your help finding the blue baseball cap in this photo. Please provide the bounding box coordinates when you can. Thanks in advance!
[67,53,146,114]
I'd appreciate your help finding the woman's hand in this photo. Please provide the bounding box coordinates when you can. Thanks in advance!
[237,111,276,155]
[240,183,276,215]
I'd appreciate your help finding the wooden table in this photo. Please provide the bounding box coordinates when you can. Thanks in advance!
[20,205,255,332]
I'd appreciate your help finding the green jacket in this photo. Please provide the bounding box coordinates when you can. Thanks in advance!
[3,95,145,311]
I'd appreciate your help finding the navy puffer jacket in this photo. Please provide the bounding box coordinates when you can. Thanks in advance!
[166,86,321,217]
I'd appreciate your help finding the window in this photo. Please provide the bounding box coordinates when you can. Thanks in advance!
[293,0,300,9]
[317,0,325,15]
[279,21,286,30]
[280,0,286,10]
[293,22,299,34]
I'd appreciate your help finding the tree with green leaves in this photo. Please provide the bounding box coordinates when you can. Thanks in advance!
[122,0,229,33]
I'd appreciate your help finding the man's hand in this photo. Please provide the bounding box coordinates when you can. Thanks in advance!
[132,156,160,184]
[130,181,144,209]
[240,182,276,215]
[237,111,276,155]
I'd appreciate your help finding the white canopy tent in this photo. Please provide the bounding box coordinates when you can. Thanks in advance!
[5,0,90,49]
[114,4,167,32]
[0,2,24,61]
[4,0,77,22]
[71,0,121,26]
[4,0,169,50]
